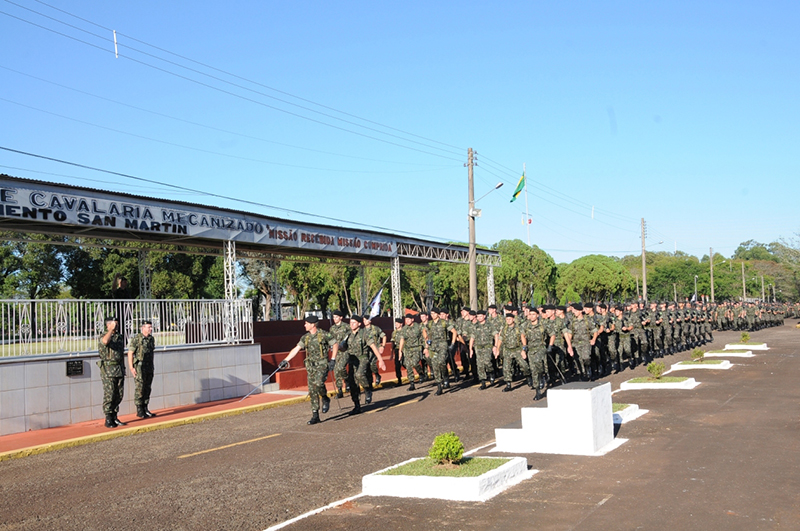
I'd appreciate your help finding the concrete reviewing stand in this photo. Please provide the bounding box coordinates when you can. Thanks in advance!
[494,382,624,456]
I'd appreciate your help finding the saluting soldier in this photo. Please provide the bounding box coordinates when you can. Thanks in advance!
[99,316,126,429]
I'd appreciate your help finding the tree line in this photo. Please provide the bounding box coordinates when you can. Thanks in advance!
[2,232,798,315]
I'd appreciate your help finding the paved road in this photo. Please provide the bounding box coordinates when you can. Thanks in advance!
[1,323,798,530]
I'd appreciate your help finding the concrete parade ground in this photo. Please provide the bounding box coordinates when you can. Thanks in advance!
[1,323,798,531]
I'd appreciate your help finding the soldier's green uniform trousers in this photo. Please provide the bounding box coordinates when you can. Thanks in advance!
[527,348,546,386]
[572,342,592,374]
[429,343,448,383]
[334,355,349,392]
[100,363,124,416]
[353,353,372,390]
[402,346,424,381]
[474,345,494,381]
[502,347,530,383]
[305,357,329,413]
[133,361,154,408]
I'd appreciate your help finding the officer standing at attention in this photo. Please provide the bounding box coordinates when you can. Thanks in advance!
[99,316,126,428]
[282,315,338,425]
[127,320,157,419]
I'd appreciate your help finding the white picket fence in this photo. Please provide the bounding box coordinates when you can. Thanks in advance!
[0,298,253,359]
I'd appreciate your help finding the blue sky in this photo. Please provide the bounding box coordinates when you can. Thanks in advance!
[1,1,797,263]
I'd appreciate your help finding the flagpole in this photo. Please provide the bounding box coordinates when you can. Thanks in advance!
[523,163,530,245]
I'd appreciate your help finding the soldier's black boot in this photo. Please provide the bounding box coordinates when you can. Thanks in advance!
[489,372,496,385]
[502,382,512,392]
[136,406,147,419]
[144,409,156,418]
[375,374,381,387]
[408,382,416,391]
[526,375,534,389]
[307,411,321,425]
[105,415,116,429]
[534,387,543,401]
[113,414,126,427]
[365,389,373,404]
[443,379,450,389]
[336,388,344,399]
[435,383,443,396]
[480,380,487,390]
[321,396,330,414]
[584,366,592,382]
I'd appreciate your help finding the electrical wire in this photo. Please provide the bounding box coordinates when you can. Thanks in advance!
[2,1,465,160]
[0,7,464,163]
[30,0,466,154]
[0,65,452,169]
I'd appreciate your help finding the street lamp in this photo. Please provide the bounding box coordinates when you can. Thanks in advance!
[468,163,503,309]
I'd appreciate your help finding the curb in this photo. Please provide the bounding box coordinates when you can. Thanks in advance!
[0,394,308,463]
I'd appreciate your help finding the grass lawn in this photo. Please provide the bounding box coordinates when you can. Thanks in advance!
[628,376,688,384]
[612,403,630,413]
[678,360,723,365]
[380,457,510,478]
[708,349,748,353]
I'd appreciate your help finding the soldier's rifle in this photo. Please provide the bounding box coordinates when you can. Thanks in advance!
[239,360,289,402]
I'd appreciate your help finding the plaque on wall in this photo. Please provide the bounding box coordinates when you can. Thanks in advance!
[66,359,84,376]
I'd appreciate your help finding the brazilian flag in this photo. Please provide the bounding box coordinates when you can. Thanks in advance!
[510,173,525,202]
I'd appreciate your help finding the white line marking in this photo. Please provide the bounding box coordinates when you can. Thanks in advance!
[263,492,366,531]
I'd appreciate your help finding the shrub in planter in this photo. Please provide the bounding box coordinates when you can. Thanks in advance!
[429,432,465,465]
[647,361,666,379]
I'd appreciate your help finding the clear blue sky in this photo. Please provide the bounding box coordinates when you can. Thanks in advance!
[1,1,797,263]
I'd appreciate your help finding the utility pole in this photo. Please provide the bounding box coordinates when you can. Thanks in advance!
[741,261,746,301]
[709,247,715,303]
[761,275,765,302]
[636,276,640,299]
[640,218,647,302]
[467,148,478,310]
[673,283,677,302]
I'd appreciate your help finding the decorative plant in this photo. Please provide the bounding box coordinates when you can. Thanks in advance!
[691,348,705,362]
[647,361,666,380]
[740,332,750,343]
[428,432,465,465]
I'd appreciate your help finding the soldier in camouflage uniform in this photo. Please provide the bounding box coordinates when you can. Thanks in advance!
[390,318,404,383]
[564,303,598,381]
[523,308,549,400]
[362,314,387,387]
[398,313,425,390]
[418,312,432,379]
[283,315,338,424]
[469,311,496,390]
[127,320,156,419]
[99,316,126,428]
[495,313,531,392]
[329,311,350,398]
[424,308,457,395]
[345,315,385,409]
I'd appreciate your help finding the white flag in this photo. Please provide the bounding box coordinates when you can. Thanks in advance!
[369,288,383,318]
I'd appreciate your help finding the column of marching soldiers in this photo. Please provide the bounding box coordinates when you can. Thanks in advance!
[282,300,796,425]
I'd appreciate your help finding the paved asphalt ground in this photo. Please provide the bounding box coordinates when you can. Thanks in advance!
[1,323,798,531]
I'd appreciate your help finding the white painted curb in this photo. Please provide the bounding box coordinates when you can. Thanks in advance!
[619,378,700,390]
[705,350,754,358]
[613,404,648,424]
[725,343,768,350]
[362,456,535,502]
[670,360,733,371]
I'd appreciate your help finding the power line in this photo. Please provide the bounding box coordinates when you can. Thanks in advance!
[0,96,460,175]
[1,1,464,160]
[31,0,466,154]
[0,145,459,243]
[0,65,452,169]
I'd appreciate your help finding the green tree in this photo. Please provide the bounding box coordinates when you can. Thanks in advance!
[556,254,635,302]
[492,239,557,306]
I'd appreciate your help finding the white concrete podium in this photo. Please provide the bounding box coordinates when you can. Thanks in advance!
[494,381,620,456]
